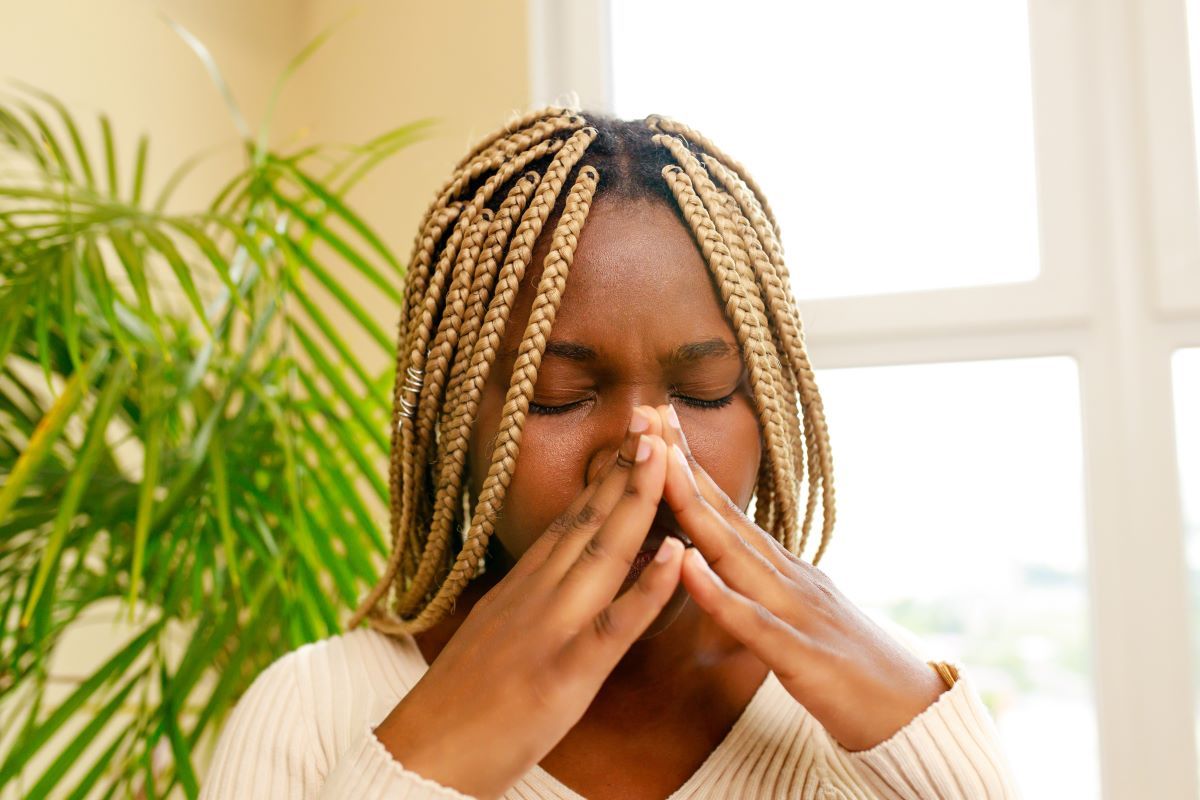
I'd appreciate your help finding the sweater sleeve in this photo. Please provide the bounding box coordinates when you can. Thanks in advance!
[317,724,475,799]
[830,663,1022,800]
[198,651,475,800]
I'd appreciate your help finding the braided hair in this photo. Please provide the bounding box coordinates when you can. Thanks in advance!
[347,108,835,635]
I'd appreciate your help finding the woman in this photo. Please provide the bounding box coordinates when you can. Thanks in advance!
[200,109,1020,799]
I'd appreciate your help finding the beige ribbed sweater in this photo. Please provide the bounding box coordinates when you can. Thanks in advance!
[199,626,1020,799]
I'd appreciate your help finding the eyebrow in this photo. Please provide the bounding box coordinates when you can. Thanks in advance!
[498,337,739,366]
[662,338,739,367]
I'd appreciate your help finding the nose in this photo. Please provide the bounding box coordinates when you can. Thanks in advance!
[583,400,667,486]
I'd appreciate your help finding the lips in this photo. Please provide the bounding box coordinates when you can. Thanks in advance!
[639,501,690,554]
[623,503,691,583]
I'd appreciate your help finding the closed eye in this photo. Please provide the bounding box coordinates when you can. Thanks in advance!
[527,400,585,416]
[528,391,736,416]
[675,391,736,410]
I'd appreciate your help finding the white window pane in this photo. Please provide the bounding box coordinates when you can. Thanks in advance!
[1179,349,1200,564]
[1171,349,1200,780]
[1188,0,1200,183]
[610,1,1041,299]
[815,357,1096,799]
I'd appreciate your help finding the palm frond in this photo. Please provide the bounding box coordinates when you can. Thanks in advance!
[0,44,420,797]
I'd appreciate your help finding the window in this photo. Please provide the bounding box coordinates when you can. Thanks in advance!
[818,358,1095,799]
[1176,349,1200,769]
[528,0,1200,793]
[610,0,1041,300]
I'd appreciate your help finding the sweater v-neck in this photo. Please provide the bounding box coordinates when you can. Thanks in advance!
[395,633,780,800]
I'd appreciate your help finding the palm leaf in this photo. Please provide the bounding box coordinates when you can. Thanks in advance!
[0,344,110,525]
[158,18,250,142]
[0,30,422,795]
[254,8,359,166]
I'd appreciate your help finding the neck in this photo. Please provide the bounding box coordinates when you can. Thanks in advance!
[410,571,761,708]
[593,593,754,708]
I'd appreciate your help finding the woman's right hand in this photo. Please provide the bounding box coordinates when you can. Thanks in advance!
[370,406,685,800]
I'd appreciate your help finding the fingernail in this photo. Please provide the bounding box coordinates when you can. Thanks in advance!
[655,537,681,563]
[666,404,682,431]
[688,548,720,582]
[636,435,653,462]
[629,409,650,434]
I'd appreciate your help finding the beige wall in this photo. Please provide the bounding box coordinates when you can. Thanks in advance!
[0,0,530,368]
[0,1,529,793]
[0,0,302,209]
[292,0,531,374]
[299,0,531,253]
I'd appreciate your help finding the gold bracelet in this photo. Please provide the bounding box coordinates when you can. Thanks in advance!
[927,660,959,690]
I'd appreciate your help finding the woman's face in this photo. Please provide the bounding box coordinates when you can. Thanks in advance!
[465,195,763,637]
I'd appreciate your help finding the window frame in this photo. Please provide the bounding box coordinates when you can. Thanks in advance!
[528,0,1200,795]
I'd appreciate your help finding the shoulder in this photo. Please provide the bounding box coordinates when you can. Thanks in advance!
[275,626,427,696]
[227,627,427,757]
[266,626,427,720]
[201,629,432,796]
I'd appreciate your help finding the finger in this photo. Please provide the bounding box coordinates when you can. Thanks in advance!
[554,536,685,681]
[663,442,795,612]
[680,547,809,686]
[544,405,662,570]
[554,433,668,616]
[502,447,622,583]
[657,403,796,571]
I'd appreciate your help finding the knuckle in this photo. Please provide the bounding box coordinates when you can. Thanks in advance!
[592,606,620,640]
[751,602,777,632]
[812,574,840,607]
[575,502,602,529]
[490,595,520,628]
[546,511,574,538]
[580,535,634,570]
[719,496,747,522]
[634,570,661,597]
[556,523,592,553]
[777,546,806,568]
[579,535,608,565]
[800,562,838,596]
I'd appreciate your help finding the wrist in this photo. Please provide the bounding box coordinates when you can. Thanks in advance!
[927,659,959,689]
[372,700,505,800]
[813,651,950,753]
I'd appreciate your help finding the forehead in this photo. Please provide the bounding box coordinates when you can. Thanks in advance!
[507,196,734,360]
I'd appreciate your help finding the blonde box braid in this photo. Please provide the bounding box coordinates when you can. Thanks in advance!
[698,153,836,560]
[397,131,597,619]
[650,131,809,550]
[381,133,583,613]
[349,110,835,635]
[647,114,783,244]
[358,124,598,630]
[649,109,836,549]
[656,156,798,553]
[396,161,600,631]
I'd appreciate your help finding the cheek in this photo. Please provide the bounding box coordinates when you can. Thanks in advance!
[468,398,762,559]
[474,417,584,561]
[683,401,762,510]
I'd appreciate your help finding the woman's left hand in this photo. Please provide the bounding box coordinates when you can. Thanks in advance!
[655,404,948,753]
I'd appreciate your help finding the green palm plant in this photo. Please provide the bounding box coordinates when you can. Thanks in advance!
[0,22,426,799]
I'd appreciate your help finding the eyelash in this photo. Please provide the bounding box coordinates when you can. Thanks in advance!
[528,391,736,416]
